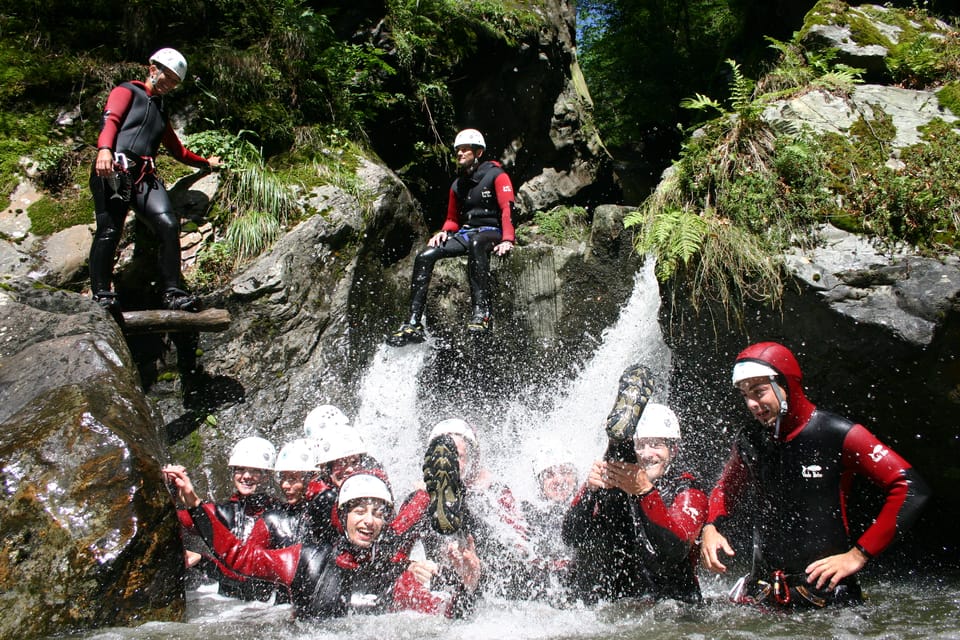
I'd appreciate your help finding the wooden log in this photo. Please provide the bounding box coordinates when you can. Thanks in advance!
[120,308,232,334]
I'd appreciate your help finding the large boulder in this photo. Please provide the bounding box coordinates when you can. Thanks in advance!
[0,281,183,638]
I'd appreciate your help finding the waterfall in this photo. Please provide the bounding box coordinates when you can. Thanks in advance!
[353,260,670,504]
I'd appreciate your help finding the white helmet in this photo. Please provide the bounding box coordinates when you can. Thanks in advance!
[313,426,367,465]
[274,438,320,472]
[303,404,350,439]
[337,472,393,508]
[428,418,478,445]
[149,48,188,81]
[453,128,486,150]
[227,436,277,469]
[532,443,576,478]
[731,361,779,387]
[634,403,682,441]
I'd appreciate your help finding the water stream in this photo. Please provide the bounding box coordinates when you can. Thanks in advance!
[67,262,960,639]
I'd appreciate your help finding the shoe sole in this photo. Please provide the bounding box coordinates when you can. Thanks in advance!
[422,435,464,535]
[604,364,655,442]
[386,328,425,347]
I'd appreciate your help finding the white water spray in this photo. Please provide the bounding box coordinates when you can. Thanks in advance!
[352,260,670,503]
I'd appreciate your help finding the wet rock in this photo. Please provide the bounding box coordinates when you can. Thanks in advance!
[0,282,184,638]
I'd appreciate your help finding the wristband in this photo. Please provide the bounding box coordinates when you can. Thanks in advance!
[854,543,873,560]
[98,146,113,151]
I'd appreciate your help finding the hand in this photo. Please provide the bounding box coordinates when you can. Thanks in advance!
[585,461,610,491]
[605,461,654,496]
[407,560,439,586]
[493,240,513,256]
[428,231,448,247]
[700,524,735,573]
[162,464,201,508]
[206,155,222,170]
[95,148,115,177]
[445,535,481,591]
[805,547,868,590]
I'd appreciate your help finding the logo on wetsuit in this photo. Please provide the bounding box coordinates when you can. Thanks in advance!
[801,464,823,478]
[868,444,889,463]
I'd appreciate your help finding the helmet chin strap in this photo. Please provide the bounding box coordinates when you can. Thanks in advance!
[769,376,788,439]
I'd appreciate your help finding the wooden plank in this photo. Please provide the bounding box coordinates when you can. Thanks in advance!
[120,308,231,334]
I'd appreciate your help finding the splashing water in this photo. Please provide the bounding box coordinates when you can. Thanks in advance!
[352,262,669,504]
[71,261,960,639]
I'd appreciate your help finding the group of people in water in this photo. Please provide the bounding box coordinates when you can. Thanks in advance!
[163,341,930,620]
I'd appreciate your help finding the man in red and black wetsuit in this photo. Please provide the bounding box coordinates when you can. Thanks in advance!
[90,48,220,318]
[388,128,516,345]
[562,403,707,604]
[701,341,930,608]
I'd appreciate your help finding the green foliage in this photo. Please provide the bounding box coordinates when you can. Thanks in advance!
[531,206,588,244]
[224,210,282,263]
[26,192,91,236]
[937,82,960,116]
[888,31,960,88]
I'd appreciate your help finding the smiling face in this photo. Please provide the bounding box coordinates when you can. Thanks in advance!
[737,376,786,428]
[232,467,266,496]
[148,63,182,95]
[344,499,388,548]
[634,439,675,481]
[455,145,482,173]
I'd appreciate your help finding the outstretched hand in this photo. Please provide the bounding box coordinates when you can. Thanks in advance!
[162,464,201,508]
[700,524,735,573]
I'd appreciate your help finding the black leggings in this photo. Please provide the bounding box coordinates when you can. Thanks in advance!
[408,227,501,323]
[89,168,182,295]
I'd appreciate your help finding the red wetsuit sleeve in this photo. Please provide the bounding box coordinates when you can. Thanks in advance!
[706,444,751,526]
[160,124,209,167]
[97,85,135,150]
[841,424,929,557]
[176,508,195,530]
[441,188,461,233]
[493,172,515,242]
[640,485,708,545]
[193,503,300,586]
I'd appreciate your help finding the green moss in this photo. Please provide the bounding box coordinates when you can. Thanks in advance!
[531,206,588,244]
[25,191,91,236]
[937,82,960,116]
[847,13,894,49]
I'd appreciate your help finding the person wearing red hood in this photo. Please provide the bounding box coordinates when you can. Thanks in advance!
[388,128,516,344]
[701,342,930,608]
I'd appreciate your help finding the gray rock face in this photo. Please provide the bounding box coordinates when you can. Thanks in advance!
[761,85,957,149]
[785,225,960,346]
[0,283,184,638]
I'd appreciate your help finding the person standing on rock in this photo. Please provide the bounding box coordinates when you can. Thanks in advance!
[387,128,516,345]
[89,47,220,320]
[701,341,931,608]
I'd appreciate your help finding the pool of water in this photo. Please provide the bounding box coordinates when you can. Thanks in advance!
[73,572,960,640]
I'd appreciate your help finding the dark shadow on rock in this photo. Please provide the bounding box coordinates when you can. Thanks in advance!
[165,372,246,445]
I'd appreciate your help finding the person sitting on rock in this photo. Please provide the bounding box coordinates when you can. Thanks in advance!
[387,128,516,345]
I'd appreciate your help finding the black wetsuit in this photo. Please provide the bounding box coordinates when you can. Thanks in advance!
[177,492,278,601]
[90,80,210,296]
[562,467,707,604]
[711,410,930,607]
[406,160,516,323]
[187,502,406,619]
